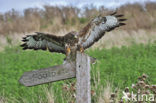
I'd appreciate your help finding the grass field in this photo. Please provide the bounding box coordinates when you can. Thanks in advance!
[0,43,156,103]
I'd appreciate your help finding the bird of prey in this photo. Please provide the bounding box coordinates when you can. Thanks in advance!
[21,12,126,61]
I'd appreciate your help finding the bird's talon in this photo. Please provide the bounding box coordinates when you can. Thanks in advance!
[80,47,84,53]
[66,47,71,56]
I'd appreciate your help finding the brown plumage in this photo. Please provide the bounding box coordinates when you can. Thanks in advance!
[21,31,78,54]
[21,12,127,61]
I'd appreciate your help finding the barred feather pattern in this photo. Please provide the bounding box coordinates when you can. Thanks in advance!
[21,32,66,54]
[79,12,127,49]
[21,12,126,55]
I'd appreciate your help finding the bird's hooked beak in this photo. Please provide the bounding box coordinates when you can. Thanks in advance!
[74,35,78,39]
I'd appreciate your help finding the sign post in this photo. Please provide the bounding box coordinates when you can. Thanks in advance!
[19,62,76,86]
[19,52,94,103]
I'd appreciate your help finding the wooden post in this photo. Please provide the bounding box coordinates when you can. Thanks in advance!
[19,51,95,102]
[76,52,91,103]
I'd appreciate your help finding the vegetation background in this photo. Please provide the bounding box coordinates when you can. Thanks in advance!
[0,1,156,103]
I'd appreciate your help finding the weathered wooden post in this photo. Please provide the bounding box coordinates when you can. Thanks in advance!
[19,52,94,103]
[76,52,91,103]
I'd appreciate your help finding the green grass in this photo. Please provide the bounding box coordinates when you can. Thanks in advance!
[0,43,156,103]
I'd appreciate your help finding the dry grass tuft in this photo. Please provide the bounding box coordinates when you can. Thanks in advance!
[42,87,55,103]
[98,83,112,103]
[0,96,8,103]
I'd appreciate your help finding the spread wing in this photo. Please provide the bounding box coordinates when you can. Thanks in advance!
[21,32,66,54]
[79,12,127,49]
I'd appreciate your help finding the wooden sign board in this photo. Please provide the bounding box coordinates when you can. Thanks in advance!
[19,62,76,87]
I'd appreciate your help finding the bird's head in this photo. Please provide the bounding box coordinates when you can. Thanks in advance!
[70,33,78,39]
[64,31,79,46]
[65,31,78,39]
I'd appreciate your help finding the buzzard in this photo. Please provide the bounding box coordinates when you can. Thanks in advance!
[21,12,126,61]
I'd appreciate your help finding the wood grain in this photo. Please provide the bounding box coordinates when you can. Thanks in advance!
[19,62,76,87]
[76,52,91,103]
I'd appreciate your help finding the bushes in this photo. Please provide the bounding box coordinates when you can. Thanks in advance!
[0,2,156,35]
